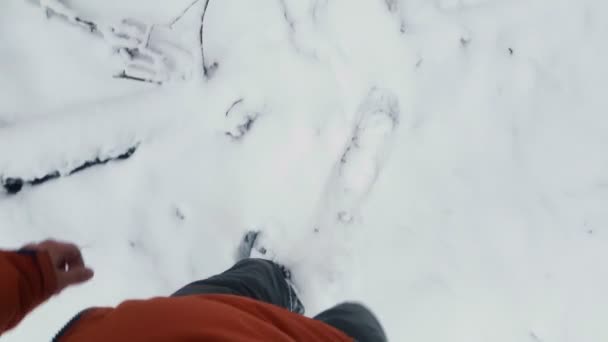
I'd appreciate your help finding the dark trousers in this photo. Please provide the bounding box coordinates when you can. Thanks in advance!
[172,258,387,342]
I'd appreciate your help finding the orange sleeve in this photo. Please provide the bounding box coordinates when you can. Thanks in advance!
[0,250,58,335]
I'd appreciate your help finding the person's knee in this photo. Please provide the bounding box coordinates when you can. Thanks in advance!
[316,302,387,342]
[233,258,279,276]
[231,258,286,285]
[334,302,368,311]
[326,302,376,317]
[234,258,275,268]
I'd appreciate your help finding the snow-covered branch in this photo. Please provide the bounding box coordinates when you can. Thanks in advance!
[40,0,100,33]
[35,0,196,84]
[1,144,138,195]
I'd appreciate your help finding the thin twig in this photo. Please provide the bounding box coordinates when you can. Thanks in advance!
[225,98,244,117]
[113,71,162,85]
[169,0,202,28]
[74,16,99,33]
[200,0,211,78]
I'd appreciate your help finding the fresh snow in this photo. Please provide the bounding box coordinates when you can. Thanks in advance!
[1,0,608,341]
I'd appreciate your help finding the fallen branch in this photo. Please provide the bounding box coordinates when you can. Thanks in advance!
[2,145,138,195]
[35,0,200,84]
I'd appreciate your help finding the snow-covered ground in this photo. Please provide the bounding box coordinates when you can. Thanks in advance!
[1,0,607,341]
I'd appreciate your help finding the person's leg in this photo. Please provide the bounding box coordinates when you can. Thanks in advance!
[314,302,387,342]
[171,258,302,313]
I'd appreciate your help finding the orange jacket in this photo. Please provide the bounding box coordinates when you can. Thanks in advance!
[0,250,352,341]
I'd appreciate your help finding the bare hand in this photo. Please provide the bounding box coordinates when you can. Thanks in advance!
[23,240,94,293]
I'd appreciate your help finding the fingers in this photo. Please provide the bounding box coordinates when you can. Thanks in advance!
[39,240,82,265]
[54,243,94,288]
[61,243,85,269]
[61,267,95,288]
[28,239,95,292]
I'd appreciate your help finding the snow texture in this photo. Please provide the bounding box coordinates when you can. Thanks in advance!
[1,0,608,341]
